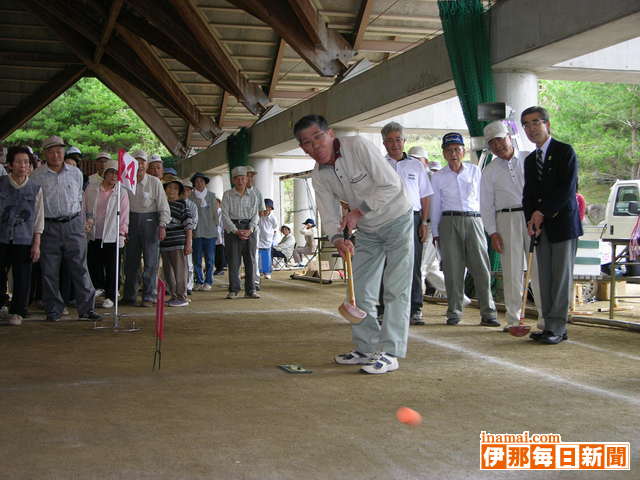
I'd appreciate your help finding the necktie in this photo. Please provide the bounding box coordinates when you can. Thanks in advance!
[536,148,544,180]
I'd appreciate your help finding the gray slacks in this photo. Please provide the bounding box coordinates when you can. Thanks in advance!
[161,249,187,301]
[439,215,496,321]
[124,212,160,302]
[225,231,257,294]
[535,230,577,336]
[352,211,413,358]
[40,215,95,317]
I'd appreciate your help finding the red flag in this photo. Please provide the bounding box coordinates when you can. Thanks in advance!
[118,149,138,194]
[155,278,166,340]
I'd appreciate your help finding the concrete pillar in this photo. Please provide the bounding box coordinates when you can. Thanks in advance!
[250,157,274,203]
[293,177,315,246]
[209,174,225,199]
[494,71,539,151]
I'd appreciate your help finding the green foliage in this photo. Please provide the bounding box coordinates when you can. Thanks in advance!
[7,78,169,159]
[539,80,640,184]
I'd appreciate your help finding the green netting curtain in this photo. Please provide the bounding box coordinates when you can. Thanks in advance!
[438,0,496,139]
[227,127,251,181]
[438,0,501,282]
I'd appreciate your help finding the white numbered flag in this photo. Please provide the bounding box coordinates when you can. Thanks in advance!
[118,149,138,194]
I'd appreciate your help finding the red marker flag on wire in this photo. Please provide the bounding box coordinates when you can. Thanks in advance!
[153,278,166,370]
[118,149,138,194]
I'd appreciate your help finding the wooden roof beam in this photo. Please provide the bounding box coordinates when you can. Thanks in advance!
[0,64,86,140]
[116,28,222,141]
[352,0,373,50]
[268,38,286,100]
[123,0,269,116]
[228,0,354,77]
[93,0,124,64]
[99,67,186,157]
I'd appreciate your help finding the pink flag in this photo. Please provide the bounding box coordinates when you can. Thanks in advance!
[155,278,166,340]
[118,149,138,194]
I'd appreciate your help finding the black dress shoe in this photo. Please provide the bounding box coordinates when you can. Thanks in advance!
[446,317,460,325]
[79,311,102,321]
[537,333,565,344]
[480,318,500,327]
[530,330,568,341]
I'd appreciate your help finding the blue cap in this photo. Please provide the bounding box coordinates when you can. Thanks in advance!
[164,167,177,176]
[303,218,316,226]
[264,198,274,208]
[442,132,464,148]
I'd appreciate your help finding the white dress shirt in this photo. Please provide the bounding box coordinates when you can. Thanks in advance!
[126,173,171,226]
[479,150,530,235]
[430,162,482,237]
[386,153,433,212]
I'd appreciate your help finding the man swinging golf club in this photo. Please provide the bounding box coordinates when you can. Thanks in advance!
[294,114,413,374]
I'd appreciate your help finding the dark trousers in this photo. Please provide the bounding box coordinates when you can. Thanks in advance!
[40,215,95,317]
[88,240,119,301]
[224,231,257,294]
[124,212,160,302]
[215,244,226,271]
[378,212,424,315]
[0,243,33,317]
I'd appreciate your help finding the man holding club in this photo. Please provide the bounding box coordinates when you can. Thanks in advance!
[480,120,544,332]
[294,114,413,375]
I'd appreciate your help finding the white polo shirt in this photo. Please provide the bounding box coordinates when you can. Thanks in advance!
[386,153,433,212]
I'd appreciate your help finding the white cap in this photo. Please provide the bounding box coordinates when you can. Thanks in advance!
[483,120,509,143]
[408,146,428,159]
[231,166,248,177]
[148,154,162,164]
[104,159,118,172]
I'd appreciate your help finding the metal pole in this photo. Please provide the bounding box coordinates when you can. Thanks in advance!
[114,180,121,329]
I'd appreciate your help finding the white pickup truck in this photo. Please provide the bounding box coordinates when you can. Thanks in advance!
[601,179,640,241]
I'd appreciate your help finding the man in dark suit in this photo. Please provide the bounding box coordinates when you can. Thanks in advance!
[522,106,583,344]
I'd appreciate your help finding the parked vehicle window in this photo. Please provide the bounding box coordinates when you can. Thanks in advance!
[614,186,639,216]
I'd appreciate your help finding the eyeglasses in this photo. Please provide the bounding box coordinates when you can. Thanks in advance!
[299,131,327,148]
[521,118,546,128]
[383,137,405,144]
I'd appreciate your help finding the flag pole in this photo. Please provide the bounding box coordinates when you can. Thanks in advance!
[113,179,121,329]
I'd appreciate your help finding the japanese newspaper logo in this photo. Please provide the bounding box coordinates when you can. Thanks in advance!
[480,431,629,470]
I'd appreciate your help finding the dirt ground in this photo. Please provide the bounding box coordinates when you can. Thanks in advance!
[1,271,638,480]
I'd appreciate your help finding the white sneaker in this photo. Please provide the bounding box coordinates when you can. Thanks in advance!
[463,295,472,307]
[264,274,271,280]
[8,314,22,326]
[202,284,212,291]
[95,289,105,298]
[335,350,372,365]
[101,298,114,308]
[193,284,203,291]
[360,352,399,374]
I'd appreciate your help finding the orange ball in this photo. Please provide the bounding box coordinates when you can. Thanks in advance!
[396,407,422,426]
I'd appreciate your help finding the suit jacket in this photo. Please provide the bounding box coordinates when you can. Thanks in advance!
[522,138,583,243]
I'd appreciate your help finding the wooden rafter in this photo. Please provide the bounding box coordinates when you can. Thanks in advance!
[99,67,186,157]
[93,0,124,64]
[123,0,269,116]
[0,65,86,140]
[217,91,230,127]
[352,0,373,51]
[268,38,286,100]
[228,0,354,77]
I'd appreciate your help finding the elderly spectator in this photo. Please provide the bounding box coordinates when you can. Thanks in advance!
[293,218,317,266]
[64,146,88,190]
[88,151,111,187]
[480,120,544,332]
[0,147,43,325]
[272,225,295,265]
[122,150,170,307]
[160,177,193,307]
[407,145,429,168]
[522,106,582,344]
[84,159,129,309]
[190,172,219,291]
[246,165,265,290]
[181,178,198,295]
[430,132,498,327]
[147,154,163,179]
[31,136,100,322]
[162,167,178,182]
[221,166,260,299]
[381,122,433,325]
[258,198,278,279]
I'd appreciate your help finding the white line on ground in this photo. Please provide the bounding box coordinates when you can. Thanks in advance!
[566,340,640,362]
